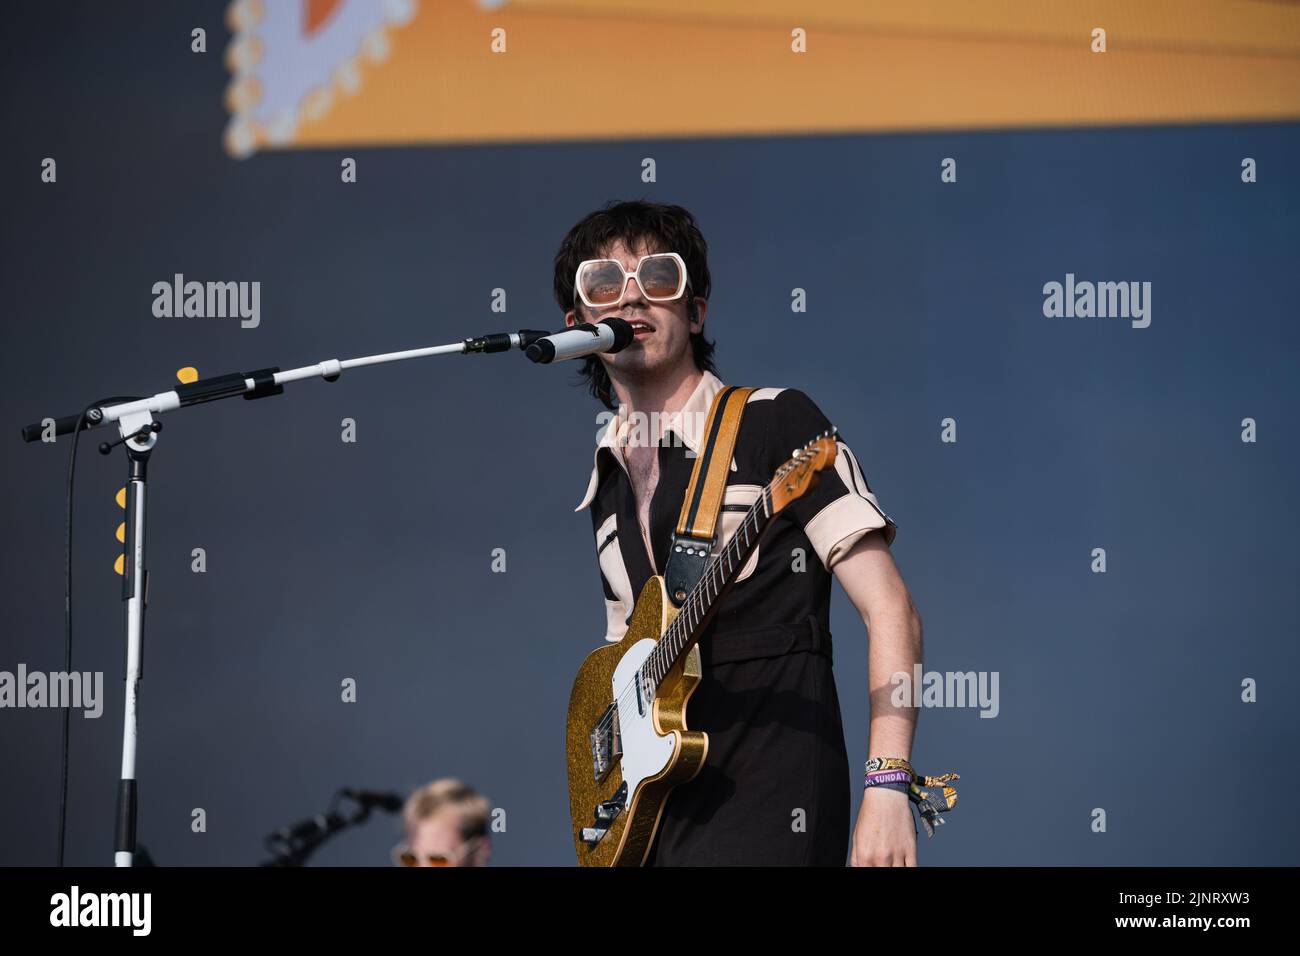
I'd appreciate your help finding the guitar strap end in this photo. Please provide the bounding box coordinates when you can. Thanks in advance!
[664,532,714,606]
[662,385,755,608]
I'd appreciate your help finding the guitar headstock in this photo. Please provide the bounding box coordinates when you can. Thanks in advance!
[769,428,838,514]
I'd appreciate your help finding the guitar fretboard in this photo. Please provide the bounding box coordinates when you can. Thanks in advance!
[641,484,774,689]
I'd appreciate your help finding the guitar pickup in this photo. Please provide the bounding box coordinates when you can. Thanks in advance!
[588,703,622,781]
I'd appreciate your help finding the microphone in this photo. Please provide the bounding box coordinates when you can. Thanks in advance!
[525,318,634,364]
[341,789,405,813]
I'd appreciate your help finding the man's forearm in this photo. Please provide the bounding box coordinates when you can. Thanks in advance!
[863,600,923,761]
[829,532,924,764]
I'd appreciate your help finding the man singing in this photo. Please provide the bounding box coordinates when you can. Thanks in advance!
[560,200,942,866]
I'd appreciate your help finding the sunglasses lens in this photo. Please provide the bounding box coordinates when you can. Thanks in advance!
[638,255,683,299]
[579,260,626,306]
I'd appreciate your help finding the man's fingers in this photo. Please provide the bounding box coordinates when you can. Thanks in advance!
[852,850,920,867]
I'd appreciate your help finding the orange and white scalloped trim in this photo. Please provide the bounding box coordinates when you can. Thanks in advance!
[222,0,420,159]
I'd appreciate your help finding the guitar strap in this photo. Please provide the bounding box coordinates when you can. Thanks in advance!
[663,385,755,608]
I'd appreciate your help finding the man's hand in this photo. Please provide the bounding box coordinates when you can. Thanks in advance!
[850,786,917,866]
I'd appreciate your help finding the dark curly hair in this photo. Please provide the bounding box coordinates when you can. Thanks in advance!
[552,200,718,409]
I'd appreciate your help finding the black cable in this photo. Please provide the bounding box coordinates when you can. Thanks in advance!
[56,396,138,867]
[58,404,94,867]
[57,395,139,868]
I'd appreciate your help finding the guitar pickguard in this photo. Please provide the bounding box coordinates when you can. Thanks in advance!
[608,639,678,795]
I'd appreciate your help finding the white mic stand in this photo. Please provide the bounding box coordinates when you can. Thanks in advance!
[19,328,548,866]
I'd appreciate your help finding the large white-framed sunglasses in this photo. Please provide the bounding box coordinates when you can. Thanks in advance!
[574,252,689,309]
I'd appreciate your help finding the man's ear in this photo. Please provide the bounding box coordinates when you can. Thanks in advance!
[690,297,708,334]
[565,308,583,328]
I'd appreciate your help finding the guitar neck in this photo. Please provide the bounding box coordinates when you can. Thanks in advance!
[643,483,776,689]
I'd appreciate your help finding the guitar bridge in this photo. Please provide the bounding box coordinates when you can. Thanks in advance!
[588,703,622,781]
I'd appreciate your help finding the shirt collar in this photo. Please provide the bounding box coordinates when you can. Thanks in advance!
[574,370,727,512]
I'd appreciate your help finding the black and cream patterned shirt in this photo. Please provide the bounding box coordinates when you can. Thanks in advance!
[576,370,896,648]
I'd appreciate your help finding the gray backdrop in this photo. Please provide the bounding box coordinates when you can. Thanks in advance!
[1,1,1297,866]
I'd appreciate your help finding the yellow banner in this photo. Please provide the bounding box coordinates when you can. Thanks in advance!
[223,0,1300,157]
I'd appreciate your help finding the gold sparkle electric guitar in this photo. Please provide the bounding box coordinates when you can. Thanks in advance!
[564,432,838,866]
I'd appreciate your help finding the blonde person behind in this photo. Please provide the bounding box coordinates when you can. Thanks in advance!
[392,779,492,867]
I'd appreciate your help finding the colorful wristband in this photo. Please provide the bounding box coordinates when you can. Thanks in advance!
[864,769,913,787]
[864,757,961,837]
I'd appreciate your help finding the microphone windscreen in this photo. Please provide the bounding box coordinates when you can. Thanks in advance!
[603,317,635,353]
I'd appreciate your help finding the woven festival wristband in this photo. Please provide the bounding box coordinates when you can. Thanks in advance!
[865,756,915,776]
[864,769,914,788]
[864,756,962,836]
[867,781,911,794]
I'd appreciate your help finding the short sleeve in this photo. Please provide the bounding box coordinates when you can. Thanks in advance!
[761,389,897,570]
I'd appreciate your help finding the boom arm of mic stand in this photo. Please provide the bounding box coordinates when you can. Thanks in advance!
[18,329,554,443]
